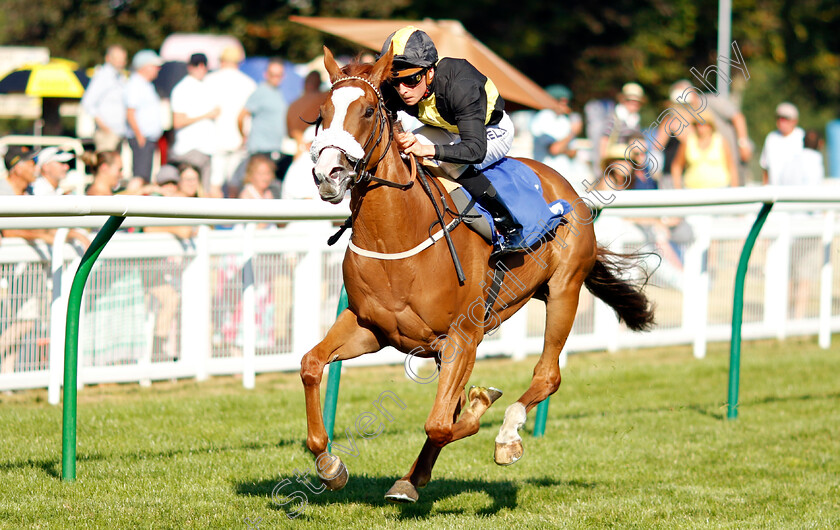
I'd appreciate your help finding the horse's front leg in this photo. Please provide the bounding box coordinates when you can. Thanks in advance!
[386,331,501,503]
[300,309,385,490]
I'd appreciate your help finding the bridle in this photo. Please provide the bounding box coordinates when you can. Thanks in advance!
[317,73,466,282]
[315,75,412,191]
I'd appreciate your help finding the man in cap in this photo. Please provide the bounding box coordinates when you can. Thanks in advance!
[31,147,74,195]
[760,102,805,186]
[169,53,220,195]
[379,26,524,255]
[529,84,583,178]
[1,146,37,196]
[125,49,164,187]
[204,46,256,198]
[599,82,646,163]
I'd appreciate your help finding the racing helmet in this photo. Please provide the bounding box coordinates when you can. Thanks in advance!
[380,26,438,74]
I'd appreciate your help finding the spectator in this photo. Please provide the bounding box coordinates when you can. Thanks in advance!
[583,94,615,172]
[797,130,825,186]
[529,84,582,178]
[143,165,195,239]
[85,149,163,196]
[600,83,646,165]
[1,147,89,373]
[204,46,256,198]
[671,116,738,189]
[665,80,753,186]
[761,102,806,185]
[239,155,277,200]
[169,53,220,196]
[599,144,686,288]
[175,163,203,198]
[125,50,164,186]
[81,45,127,152]
[0,146,37,196]
[84,150,133,196]
[597,141,656,191]
[281,125,320,200]
[286,70,327,155]
[153,165,182,197]
[236,58,290,193]
[31,147,74,195]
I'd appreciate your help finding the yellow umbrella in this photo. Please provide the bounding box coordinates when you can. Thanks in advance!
[0,58,90,99]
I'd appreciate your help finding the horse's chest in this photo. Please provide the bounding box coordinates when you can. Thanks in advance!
[349,283,437,345]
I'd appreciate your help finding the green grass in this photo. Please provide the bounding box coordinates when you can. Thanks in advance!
[1,337,838,529]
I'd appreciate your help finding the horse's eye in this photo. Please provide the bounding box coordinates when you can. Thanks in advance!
[363,107,375,118]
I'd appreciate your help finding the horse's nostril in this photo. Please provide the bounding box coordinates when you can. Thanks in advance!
[329,167,343,179]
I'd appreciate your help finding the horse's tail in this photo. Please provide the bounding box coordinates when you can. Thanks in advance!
[584,246,656,331]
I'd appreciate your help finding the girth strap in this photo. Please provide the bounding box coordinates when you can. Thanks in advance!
[484,266,506,324]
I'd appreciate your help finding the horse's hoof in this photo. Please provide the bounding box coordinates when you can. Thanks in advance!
[486,386,504,403]
[494,439,524,466]
[385,479,419,504]
[316,453,349,491]
[468,385,504,405]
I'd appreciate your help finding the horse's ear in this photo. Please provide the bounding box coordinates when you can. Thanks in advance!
[323,46,343,83]
[369,46,393,88]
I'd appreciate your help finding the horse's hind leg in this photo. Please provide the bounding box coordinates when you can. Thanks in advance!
[495,283,582,466]
[300,309,386,490]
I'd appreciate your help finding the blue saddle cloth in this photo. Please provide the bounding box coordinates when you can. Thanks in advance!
[468,158,571,249]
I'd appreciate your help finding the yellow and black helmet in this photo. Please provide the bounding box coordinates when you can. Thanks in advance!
[380,26,438,72]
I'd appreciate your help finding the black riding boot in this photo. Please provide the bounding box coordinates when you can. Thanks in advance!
[458,167,527,255]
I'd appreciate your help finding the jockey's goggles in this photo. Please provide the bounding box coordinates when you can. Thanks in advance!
[389,68,427,88]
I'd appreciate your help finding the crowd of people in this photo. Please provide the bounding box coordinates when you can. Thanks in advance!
[24,44,327,204]
[0,43,829,214]
[530,79,825,193]
[0,39,832,373]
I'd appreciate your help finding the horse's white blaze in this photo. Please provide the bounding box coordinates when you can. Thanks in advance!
[329,86,364,132]
[310,86,366,164]
[495,402,527,444]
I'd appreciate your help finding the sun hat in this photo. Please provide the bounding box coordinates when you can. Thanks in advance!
[36,147,74,166]
[132,49,163,70]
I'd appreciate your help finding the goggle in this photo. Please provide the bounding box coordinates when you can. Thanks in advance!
[389,69,427,88]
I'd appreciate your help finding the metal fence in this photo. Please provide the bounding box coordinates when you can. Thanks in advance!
[1,203,838,402]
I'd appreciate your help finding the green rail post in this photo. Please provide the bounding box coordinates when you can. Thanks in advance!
[323,286,348,451]
[533,397,549,437]
[727,203,773,420]
[62,215,125,481]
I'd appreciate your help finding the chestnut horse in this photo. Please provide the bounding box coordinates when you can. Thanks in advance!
[301,47,654,504]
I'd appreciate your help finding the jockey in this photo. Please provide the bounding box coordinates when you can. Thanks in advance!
[379,26,526,255]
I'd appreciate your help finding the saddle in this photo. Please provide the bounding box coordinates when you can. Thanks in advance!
[447,158,572,251]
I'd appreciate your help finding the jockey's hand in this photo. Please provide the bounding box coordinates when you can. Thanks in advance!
[396,131,435,158]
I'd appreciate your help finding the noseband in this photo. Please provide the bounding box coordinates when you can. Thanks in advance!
[315,76,412,191]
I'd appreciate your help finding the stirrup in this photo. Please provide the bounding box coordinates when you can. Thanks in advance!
[491,227,529,257]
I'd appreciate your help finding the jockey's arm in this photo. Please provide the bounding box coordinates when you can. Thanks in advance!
[436,116,487,164]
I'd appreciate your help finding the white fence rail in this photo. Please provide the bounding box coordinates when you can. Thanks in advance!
[0,191,839,402]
